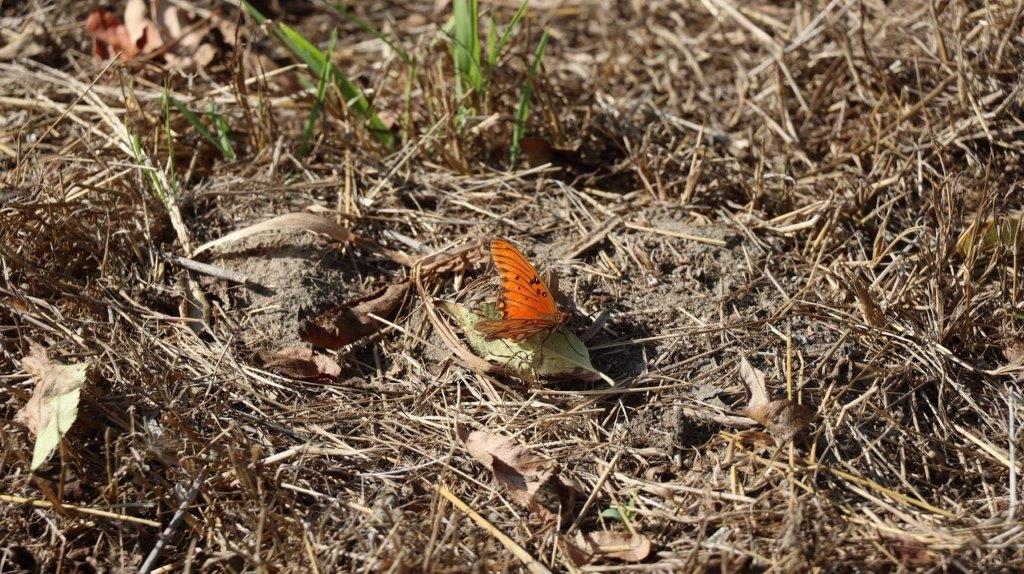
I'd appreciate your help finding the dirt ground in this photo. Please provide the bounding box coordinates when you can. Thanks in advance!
[2,0,1024,571]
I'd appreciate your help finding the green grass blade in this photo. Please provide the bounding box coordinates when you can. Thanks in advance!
[510,28,549,167]
[206,104,236,161]
[486,17,498,72]
[299,29,337,158]
[165,93,234,161]
[490,0,529,71]
[241,1,394,150]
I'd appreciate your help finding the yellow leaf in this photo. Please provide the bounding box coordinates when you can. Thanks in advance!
[444,302,613,384]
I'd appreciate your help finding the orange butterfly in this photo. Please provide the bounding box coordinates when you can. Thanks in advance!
[476,239,570,342]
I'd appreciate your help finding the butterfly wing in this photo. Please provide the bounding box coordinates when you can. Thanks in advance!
[476,239,563,341]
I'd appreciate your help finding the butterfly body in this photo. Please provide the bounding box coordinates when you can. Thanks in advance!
[475,239,568,342]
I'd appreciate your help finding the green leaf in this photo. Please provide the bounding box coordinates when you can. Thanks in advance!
[444,302,613,384]
[452,0,483,99]
[165,92,235,161]
[489,0,530,72]
[299,28,337,158]
[600,506,626,522]
[206,104,236,161]
[14,345,88,471]
[600,491,639,523]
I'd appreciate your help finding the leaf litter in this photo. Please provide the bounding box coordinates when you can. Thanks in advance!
[14,344,89,471]
[4,0,1024,571]
[737,355,813,443]
[561,530,652,565]
[459,429,578,521]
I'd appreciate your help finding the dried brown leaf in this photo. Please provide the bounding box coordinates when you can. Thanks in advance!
[738,355,769,409]
[193,213,356,256]
[259,347,341,381]
[957,214,1024,256]
[86,9,141,61]
[1003,338,1024,365]
[738,356,812,441]
[300,282,409,349]
[459,429,577,519]
[744,399,813,442]
[15,344,89,470]
[520,136,590,171]
[123,0,153,45]
[152,0,218,70]
[562,531,652,565]
[211,10,241,46]
[845,271,886,328]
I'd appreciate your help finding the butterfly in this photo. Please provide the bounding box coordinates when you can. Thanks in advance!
[475,239,570,342]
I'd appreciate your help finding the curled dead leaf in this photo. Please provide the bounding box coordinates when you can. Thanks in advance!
[1003,338,1024,365]
[737,355,812,442]
[562,531,652,565]
[738,355,769,409]
[957,214,1024,256]
[15,344,89,470]
[743,400,813,442]
[86,9,142,61]
[300,282,409,349]
[459,429,577,519]
[193,213,356,256]
[259,347,341,381]
[124,0,159,48]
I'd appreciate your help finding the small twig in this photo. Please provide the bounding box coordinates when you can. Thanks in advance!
[160,252,258,287]
[568,450,622,534]
[1009,386,1018,522]
[436,484,552,574]
[679,407,758,429]
[139,471,207,574]
[562,216,622,261]
[0,493,160,527]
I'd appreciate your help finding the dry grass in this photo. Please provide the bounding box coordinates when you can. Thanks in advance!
[2,0,1024,571]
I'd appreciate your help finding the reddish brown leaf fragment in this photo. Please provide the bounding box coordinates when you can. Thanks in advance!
[86,9,140,61]
[300,282,409,349]
[737,355,812,441]
[259,347,341,381]
[562,531,652,565]
[459,429,577,519]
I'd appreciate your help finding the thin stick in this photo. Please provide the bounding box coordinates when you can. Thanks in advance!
[139,471,207,574]
[562,216,622,261]
[436,484,552,574]
[1010,386,1018,522]
[160,252,256,286]
[0,493,160,527]
[624,222,727,247]
[568,450,622,534]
